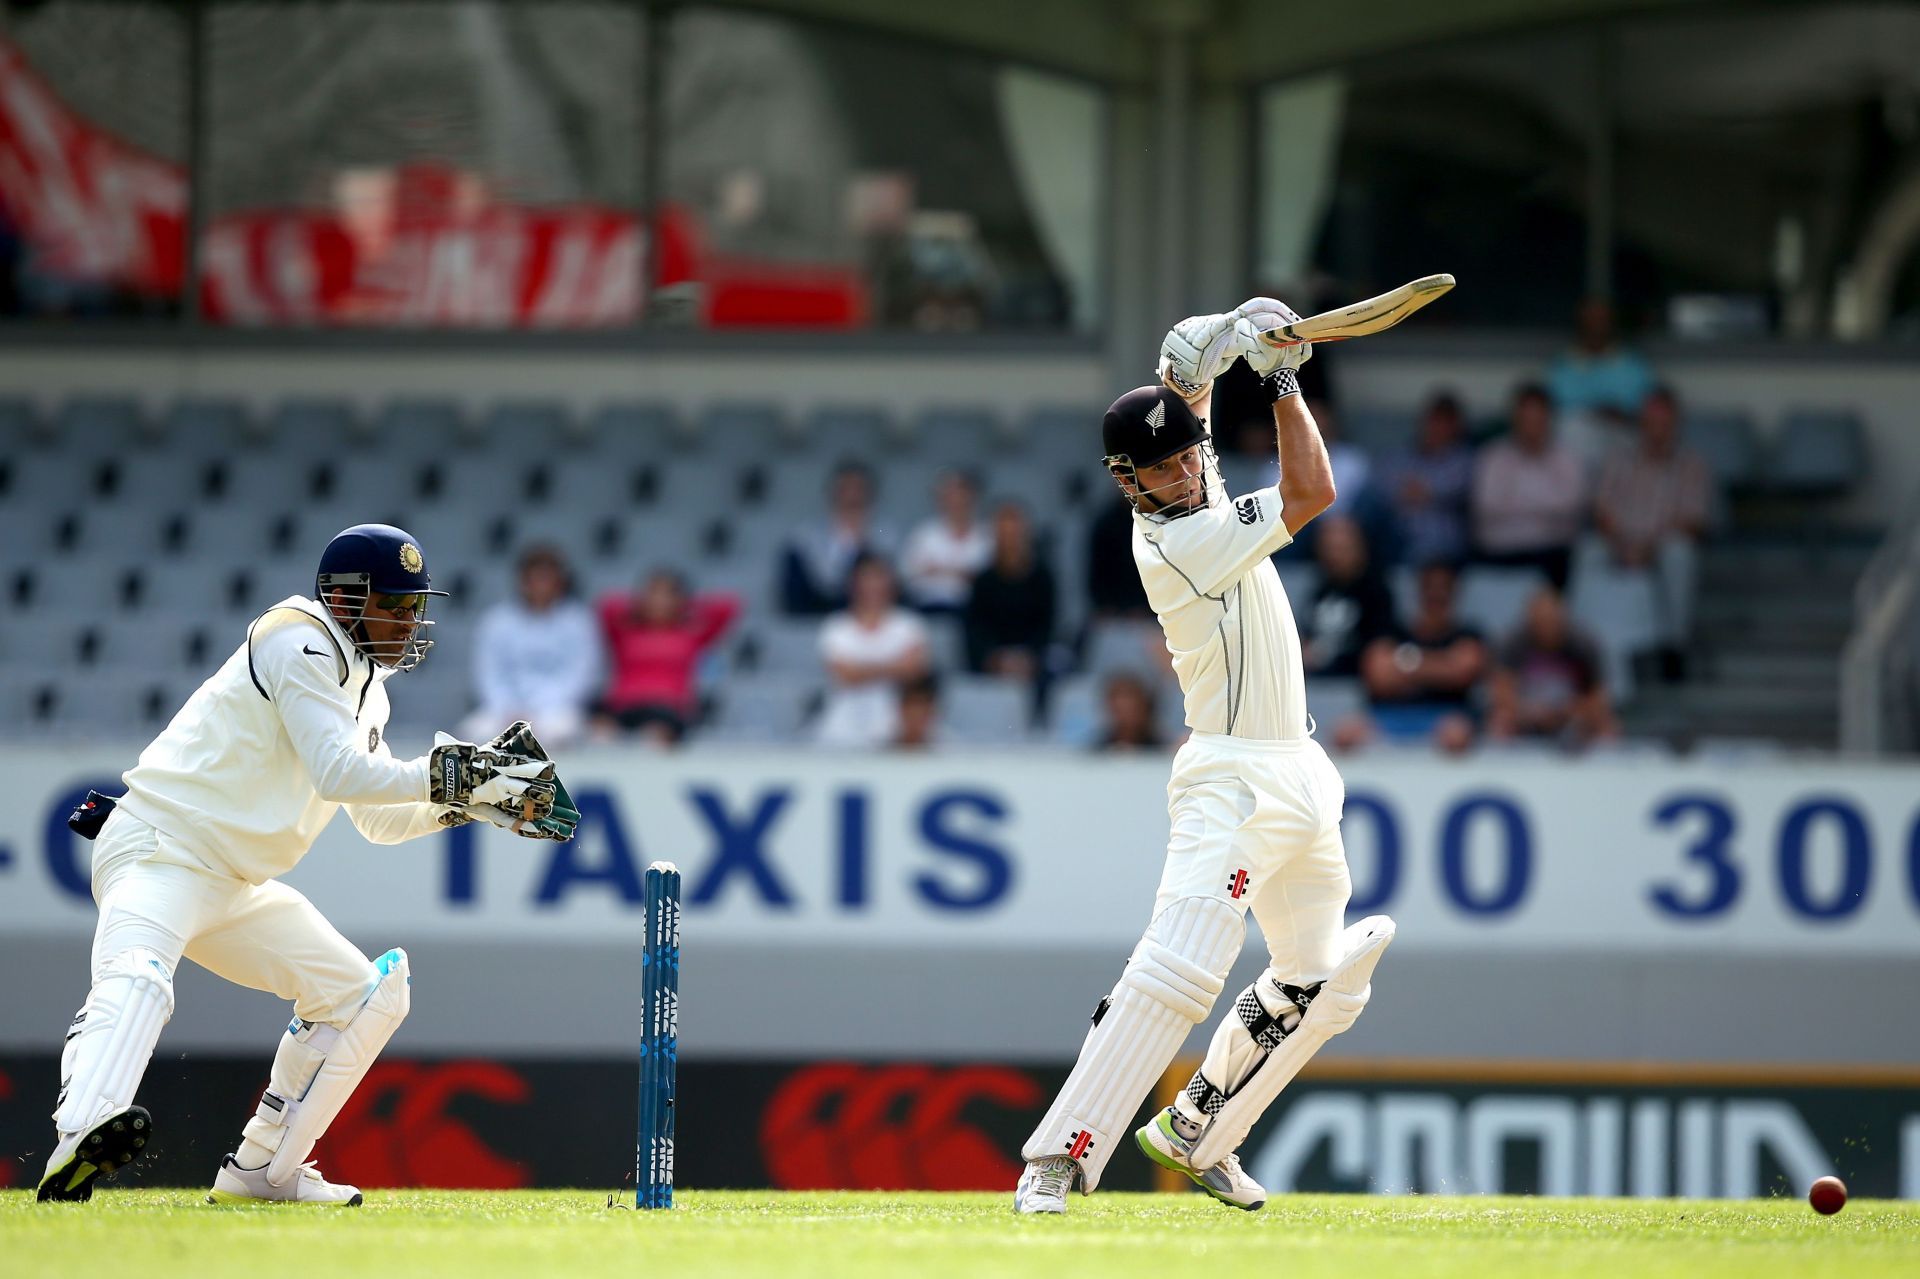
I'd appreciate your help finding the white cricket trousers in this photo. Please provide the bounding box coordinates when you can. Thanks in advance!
[1153,731,1352,985]
[88,809,379,1025]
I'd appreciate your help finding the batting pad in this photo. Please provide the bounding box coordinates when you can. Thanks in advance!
[241,948,410,1187]
[54,948,176,1135]
[1022,896,1243,1191]
[1186,914,1395,1170]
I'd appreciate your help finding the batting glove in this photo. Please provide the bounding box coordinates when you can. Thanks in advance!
[1233,296,1314,376]
[1158,312,1259,400]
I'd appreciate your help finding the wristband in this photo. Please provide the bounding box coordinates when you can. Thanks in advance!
[1262,368,1301,403]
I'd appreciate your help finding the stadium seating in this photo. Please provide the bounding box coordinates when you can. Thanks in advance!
[0,390,1869,747]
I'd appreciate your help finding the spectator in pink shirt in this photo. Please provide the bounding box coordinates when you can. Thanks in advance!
[595,569,740,745]
[1473,383,1586,588]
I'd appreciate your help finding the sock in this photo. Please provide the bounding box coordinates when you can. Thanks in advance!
[235,1137,275,1169]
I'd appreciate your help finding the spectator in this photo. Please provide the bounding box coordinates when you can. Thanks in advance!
[1086,493,1151,619]
[465,545,602,747]
[1302,515,1398,679]
[1355,563,1487,754]
[1472,383,1585,588]
[1488,586,1620,750]
[1592,386,1710,660]
[595,568,740,745]
[901,469,992,612]
[780,461,892,615]
[1383,391,1475,566]
[964,501,1056,683]
[1306,398,1375,521]
[1093,671,1166,752]
[1547,297,1654,420]
[890,675,944,751]
[816,555,930,748]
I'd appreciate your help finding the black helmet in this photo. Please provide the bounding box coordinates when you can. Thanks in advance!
[314,523,448,671]
[1101,386,1218,518]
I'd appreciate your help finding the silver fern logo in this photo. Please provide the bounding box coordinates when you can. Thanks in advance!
[1145,401,1166,435]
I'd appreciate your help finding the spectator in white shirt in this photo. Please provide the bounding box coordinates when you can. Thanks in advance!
[901,469,992,612]
[815,555,931,749]
[464,545,601,746]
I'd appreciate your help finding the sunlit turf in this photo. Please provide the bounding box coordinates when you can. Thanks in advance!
[5,1188,1915,1279]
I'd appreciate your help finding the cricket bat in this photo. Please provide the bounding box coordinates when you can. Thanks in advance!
[1258,273,1455,348]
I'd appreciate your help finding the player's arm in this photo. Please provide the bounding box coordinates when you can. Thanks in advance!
[258,621,433,805]
[1271,392,1336,535]
[1234,298,1336,535]
[345,735,455,844]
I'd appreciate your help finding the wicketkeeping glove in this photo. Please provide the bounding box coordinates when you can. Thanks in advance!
[480,720,579,842]
[427,734,558,819]
[1157,312,1259,400]
[1233,297,1314,376]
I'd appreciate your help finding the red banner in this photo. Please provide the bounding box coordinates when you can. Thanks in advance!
[0,36,863,328]
[0,39,185,296]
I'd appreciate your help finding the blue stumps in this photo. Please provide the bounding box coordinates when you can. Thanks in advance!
[637,861,681,1209]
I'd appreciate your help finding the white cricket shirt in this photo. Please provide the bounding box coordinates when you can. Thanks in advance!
[1132,486,1308,740]
[117,595,440,883]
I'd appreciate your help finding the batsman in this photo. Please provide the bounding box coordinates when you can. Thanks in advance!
[38,523,579,1206]
[1015,302,1395,1213]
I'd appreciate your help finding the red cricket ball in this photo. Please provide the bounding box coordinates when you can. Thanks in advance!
[1808,1175,1848,1215]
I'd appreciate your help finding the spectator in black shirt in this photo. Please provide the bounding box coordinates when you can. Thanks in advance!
[1356,563,1487,754]
[1302,515,1397,679]
[965,501,1056,683]
[1086,494,1151,619]
[1488,586,1620,751]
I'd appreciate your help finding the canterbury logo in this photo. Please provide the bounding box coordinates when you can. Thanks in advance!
[762,1064,1043,1190]
[1237,496,1261,525]
[1145,401,1166,435]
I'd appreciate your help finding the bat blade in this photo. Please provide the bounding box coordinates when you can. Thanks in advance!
[1262,273,1455,347]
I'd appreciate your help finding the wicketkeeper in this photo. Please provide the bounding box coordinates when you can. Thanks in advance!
[38,523,579,1206]
[1014,303,1395,1213]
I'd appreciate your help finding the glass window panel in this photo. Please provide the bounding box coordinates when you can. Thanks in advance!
[201,0,644,328]
[1612,5,1920,340]
[0,1,189,320]
[659,9,1105,332]
[1258,31,1596,329]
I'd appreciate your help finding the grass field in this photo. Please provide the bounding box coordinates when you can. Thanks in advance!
[5,1189,1918,1279]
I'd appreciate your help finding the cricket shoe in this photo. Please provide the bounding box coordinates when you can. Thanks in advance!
[208,1154,363,1206]
[1134,1107,1267,1211]
[1013,1156,1080,1214]
[37,1105,155,1202]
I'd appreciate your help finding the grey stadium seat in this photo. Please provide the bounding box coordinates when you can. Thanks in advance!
[803,405,904,458]
[1455,567,1548,643]
[0,396,45,450]
[1765,409,1866,496]
[707,673,814,744]
[943,675,1032,744]
[373,399,469,464]
[268,399,361,462]
[161,398,255,454]
[56,397,149,452]
[586,402,680,463]
[480,400,572,444]
[1569,567,1660,699]
[1046,672,1101,747]
[912,406,1000,465]
[694,403,786,457]
[1684,408,1761,491]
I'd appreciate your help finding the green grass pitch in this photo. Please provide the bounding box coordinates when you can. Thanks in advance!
[5,1189,1918,1279]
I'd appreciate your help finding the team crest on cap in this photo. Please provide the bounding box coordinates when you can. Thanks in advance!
[399,542,423,573]
[1145,401,1166,435]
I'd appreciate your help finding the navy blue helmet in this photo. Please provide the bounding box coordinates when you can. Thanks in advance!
[314,523,448,671]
